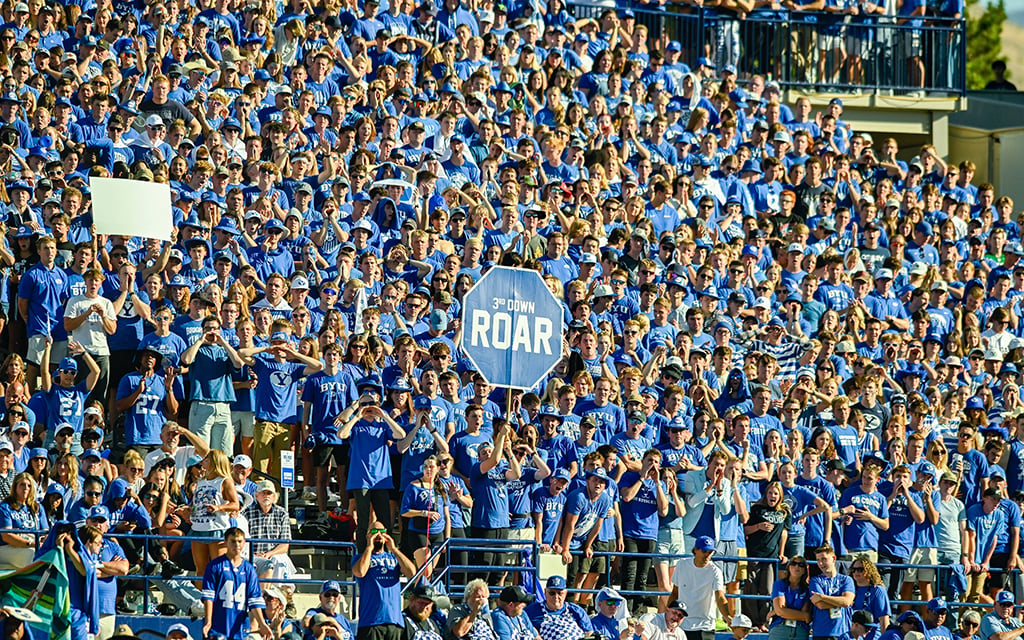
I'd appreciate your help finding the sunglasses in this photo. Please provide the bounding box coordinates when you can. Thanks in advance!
[369,528,387,534]
[86,491,103,497]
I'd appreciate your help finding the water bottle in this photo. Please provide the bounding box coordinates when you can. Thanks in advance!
[295,506,306,524]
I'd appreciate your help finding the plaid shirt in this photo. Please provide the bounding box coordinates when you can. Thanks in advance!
[241,502,291,554]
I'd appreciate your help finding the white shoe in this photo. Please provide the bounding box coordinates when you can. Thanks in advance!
[301,487,317,502]
[327,490,341,504]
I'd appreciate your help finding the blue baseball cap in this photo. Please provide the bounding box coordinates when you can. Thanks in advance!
[87,505,110,521]
[413,396,432,410]
[553,468,572,481]
[546,575,567,590]
[58,357,78,372]
[269,331,290,343]
[996,590,1015,605]
[695,536,716,552]
[585,467,609,482]
[321,580,342,594]
[29,447,47,459]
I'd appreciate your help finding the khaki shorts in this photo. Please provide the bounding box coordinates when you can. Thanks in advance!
[844,550,879,563]
[232,410,255,438]
[907,547,937,583]
[26,335,65,367]
[253,420,292,478]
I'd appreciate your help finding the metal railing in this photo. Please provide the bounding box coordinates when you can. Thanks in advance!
[0,527,1000,620]
[566,1,967,96]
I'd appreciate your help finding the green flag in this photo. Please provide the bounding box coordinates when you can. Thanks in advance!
[0,548,71,640]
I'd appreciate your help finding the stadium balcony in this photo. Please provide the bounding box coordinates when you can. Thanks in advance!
[564,1,969,152]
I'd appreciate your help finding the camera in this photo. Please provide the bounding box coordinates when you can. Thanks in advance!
[0,125,18,148]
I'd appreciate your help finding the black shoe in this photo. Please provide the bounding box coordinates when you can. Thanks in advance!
[116,601,134,615]
[161,559,185,579]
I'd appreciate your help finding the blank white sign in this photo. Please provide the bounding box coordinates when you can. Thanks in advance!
[90,177,174,241]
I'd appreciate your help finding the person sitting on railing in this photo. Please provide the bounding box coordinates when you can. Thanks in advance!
[0,471,47,570]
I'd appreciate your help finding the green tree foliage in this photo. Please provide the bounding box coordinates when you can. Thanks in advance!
[967,0,1008,88]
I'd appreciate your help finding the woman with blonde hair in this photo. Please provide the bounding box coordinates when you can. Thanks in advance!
[0,472,45,570]
[190,449,240,576]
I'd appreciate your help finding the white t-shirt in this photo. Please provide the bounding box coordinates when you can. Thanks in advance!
[641,613,687,640]
[144,445,197,485]
[671,558,724,631]
[64,295,116,356]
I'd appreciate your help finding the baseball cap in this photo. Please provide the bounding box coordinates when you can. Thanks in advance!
[87,505,110,521]
[232,454,252,468]
[927,598,948,612]
[997,590,1015,605]
[695,536,715,552]
[546,575,567,590]
[499,586,535,603]
[321,580,342,594]
[58,357,78,372]
[166,623,192,640]
[731,615,753,629]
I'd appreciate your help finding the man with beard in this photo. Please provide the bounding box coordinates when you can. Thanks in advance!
[402,585,445,640]
[352,522,417,640]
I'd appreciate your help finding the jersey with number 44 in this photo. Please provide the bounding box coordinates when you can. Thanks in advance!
[202,555,265,640]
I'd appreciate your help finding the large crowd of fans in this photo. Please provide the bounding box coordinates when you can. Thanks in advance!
[0,0,1013,639]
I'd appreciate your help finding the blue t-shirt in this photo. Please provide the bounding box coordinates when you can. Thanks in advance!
[43,382,89,433]
[17,262,69,337]
[563,487,614,549]
[252,353,305,423]
[470,460,512,528]
[532,486,568,546]
[354,551,403,627]
[853,584,891,624]
[400,483,446,535]
[879,487,924,559]
[966,502,1008,563]
[839,484,890,552]
[618,472,663,540]
[116,372,169,446]
[769,579,810,631]
[97,538,126,615]
[346,418,394,490]
[809,572,855,637]
[796,475,839,548]
[301,370,357,443]
[189,344,238,403]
